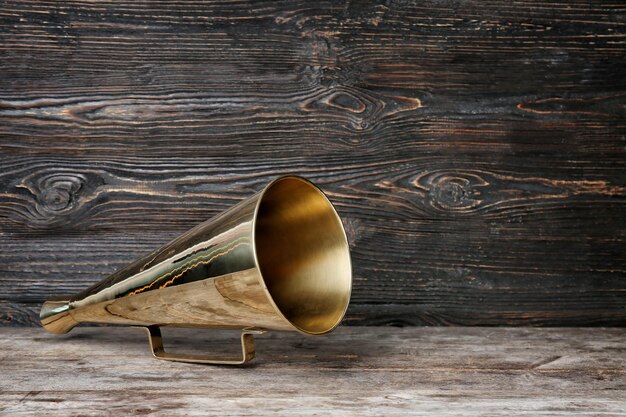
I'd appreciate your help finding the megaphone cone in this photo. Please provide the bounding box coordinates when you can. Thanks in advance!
[40,176,352,364]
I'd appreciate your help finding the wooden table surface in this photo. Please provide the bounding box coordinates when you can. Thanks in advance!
[0,326,624,416]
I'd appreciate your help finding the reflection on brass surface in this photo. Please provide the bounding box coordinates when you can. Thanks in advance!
[40,176,352,364]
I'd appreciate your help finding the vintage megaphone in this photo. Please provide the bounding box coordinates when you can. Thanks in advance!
[40,176,352,364]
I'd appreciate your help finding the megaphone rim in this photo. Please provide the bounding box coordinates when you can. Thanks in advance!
[251,175,353,336]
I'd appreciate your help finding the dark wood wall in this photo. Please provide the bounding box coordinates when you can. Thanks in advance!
[1,0,625,327]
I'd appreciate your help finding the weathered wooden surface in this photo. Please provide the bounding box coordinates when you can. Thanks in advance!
[0,327,624,416]
[1,1,625,327]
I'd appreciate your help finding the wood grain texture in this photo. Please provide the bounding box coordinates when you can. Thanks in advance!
[0,0,625,326]
[0,327,625,416]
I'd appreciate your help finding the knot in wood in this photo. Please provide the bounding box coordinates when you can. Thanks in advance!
[325,91,366,114]
[40,186,72,212]
[414,171,487,213]
[436,180,469,208]
[36,173,85,215]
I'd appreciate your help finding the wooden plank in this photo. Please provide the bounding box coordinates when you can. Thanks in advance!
[0,327,624,415]
[1,0,625,326]
[4,300,625,328]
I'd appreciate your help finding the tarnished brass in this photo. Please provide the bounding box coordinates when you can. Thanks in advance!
[40,176,352,364]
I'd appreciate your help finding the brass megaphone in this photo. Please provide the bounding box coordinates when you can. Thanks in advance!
[40,176,352,364]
